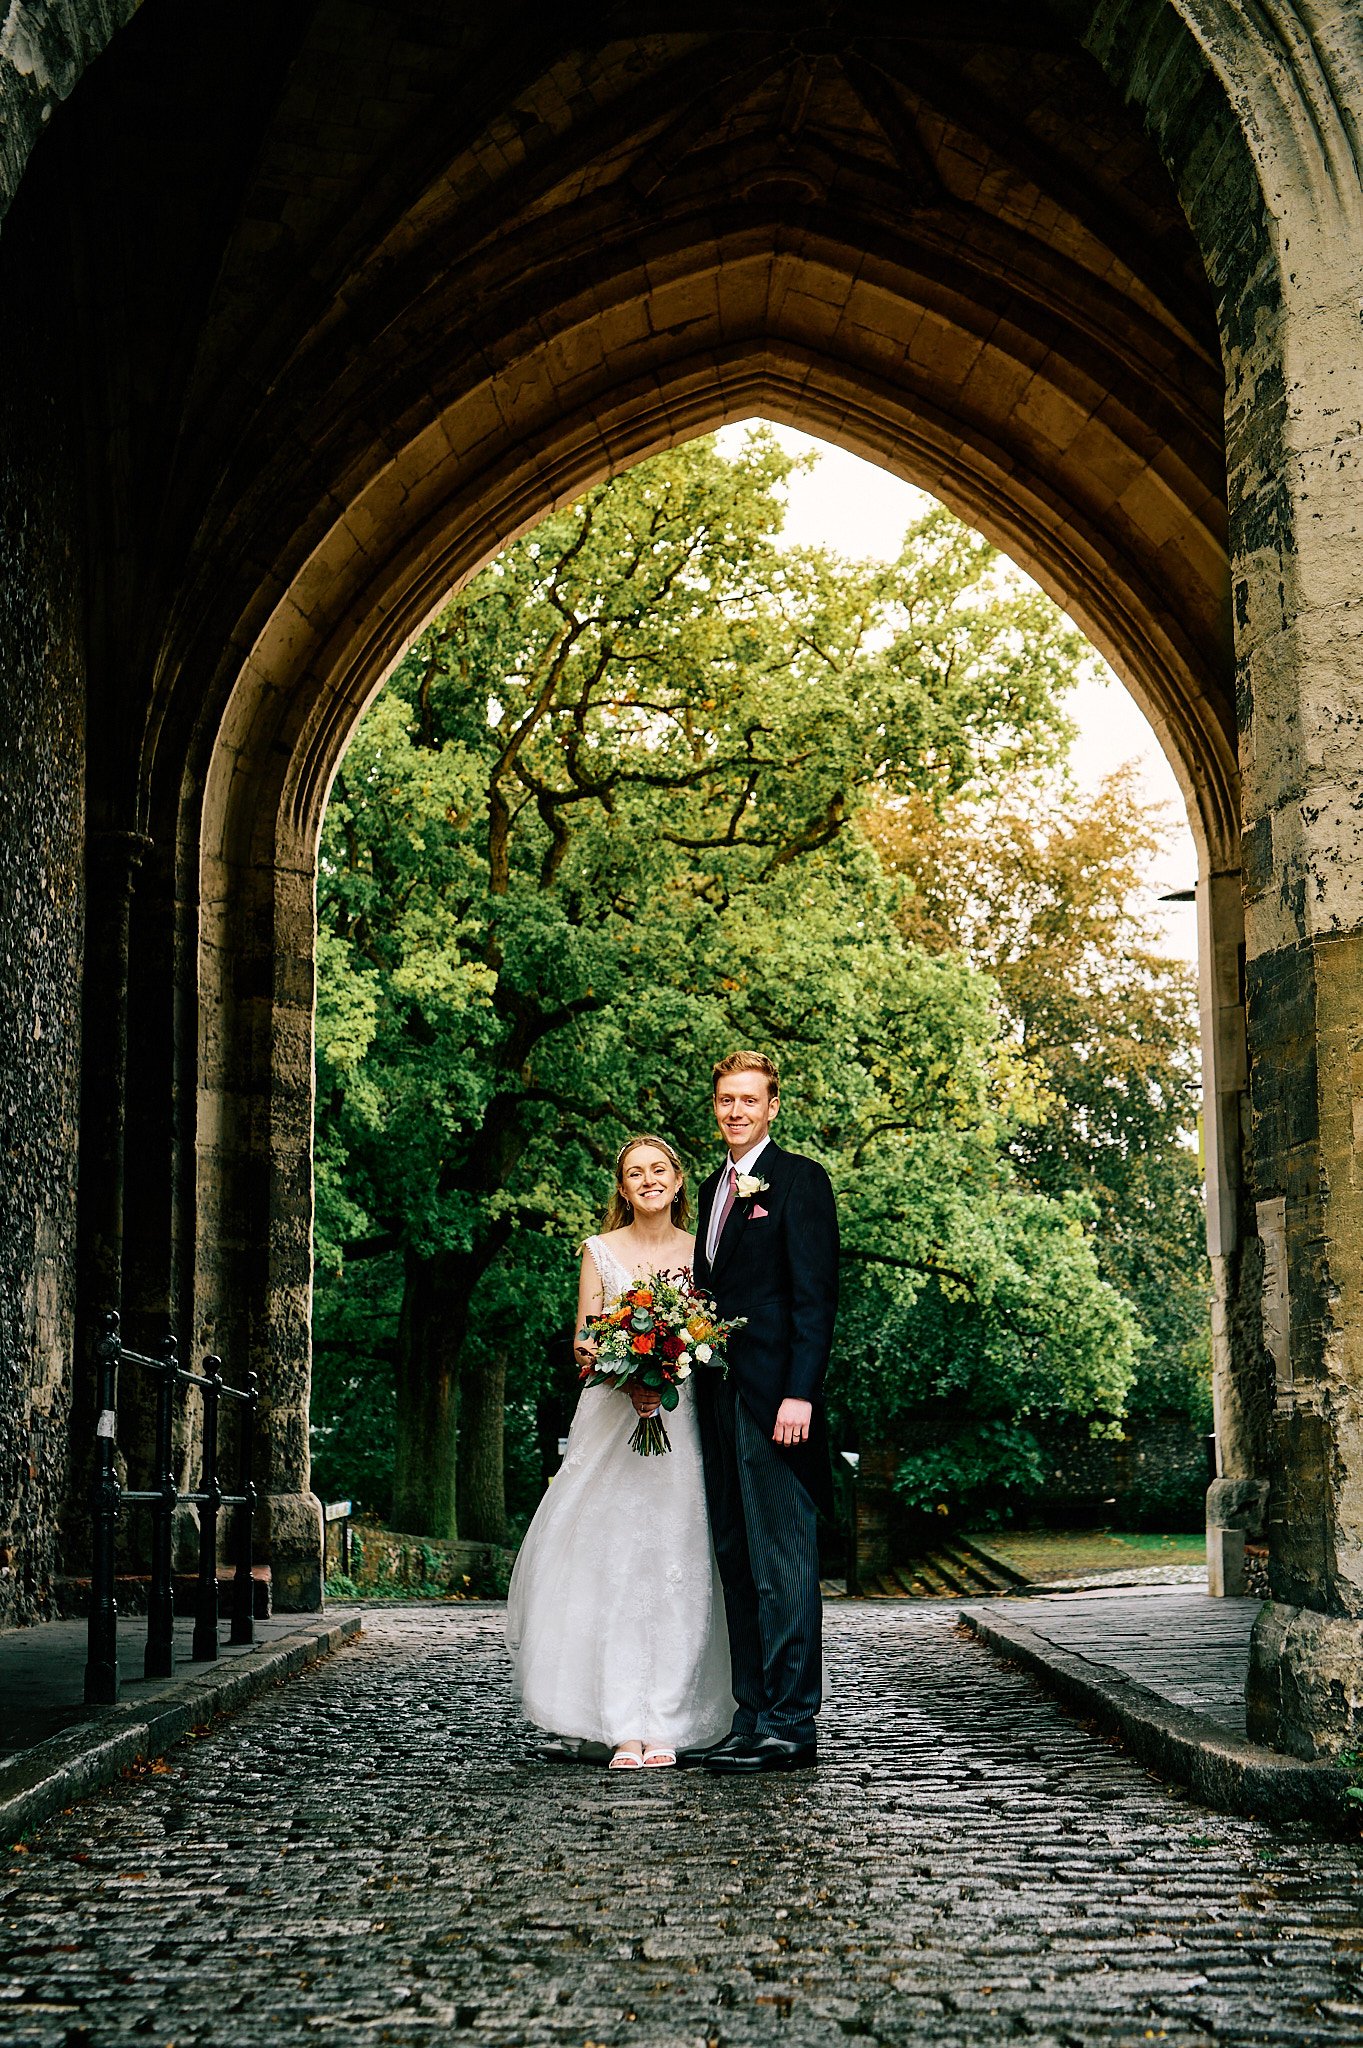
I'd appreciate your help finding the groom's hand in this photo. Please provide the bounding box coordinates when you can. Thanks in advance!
[773,1398,812,1446]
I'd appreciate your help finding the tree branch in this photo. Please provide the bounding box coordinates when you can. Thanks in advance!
[339,1231,403,1262]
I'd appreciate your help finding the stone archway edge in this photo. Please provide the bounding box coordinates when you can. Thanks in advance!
[0,1610,362,1841]
[961,1600,1349,1824]
[10,0,1353,1745]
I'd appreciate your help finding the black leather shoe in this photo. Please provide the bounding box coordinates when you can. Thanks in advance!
[703,1735,817,1773]
[676,1731,756,1769]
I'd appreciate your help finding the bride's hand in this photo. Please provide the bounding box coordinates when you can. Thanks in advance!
[574,1335,598,1367]
[628,1382,661,1417]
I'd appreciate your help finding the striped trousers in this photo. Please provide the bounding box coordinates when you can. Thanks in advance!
[700,1377,822,1743]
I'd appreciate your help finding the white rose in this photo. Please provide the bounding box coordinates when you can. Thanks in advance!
[676,1351,691,1368]
[674,1360,692,1379]
[695,1342,712,1363]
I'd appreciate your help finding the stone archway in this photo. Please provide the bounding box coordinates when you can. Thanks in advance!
[150,6,1246,1614]
[3,0,1363,1753]
[189,322,1244,1616]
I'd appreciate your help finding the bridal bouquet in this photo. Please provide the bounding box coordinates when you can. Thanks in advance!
[579,1269,744,1456]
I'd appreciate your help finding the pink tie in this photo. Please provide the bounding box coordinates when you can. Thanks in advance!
[708,1163,738,1263]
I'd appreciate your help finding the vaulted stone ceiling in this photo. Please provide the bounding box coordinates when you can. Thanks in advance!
[12,1,1229,849]
[188,5,1221,519]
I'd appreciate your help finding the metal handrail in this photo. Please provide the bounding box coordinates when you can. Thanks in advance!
[84,1311,258,1705]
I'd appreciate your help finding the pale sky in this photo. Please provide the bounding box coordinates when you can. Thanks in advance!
[715,421,1199,969]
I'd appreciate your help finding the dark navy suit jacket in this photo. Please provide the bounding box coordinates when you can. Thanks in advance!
[693,1139,839,1516]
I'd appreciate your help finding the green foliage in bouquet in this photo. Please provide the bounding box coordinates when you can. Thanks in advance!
[579,1269,741,1456]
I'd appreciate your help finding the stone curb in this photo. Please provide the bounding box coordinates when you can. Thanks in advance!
[959,1605,1350,1825]
[1,1611,363,1841]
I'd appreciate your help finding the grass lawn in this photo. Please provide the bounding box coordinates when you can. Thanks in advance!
[968,1527,1205,1583]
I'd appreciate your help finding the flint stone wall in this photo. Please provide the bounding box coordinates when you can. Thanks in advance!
[0,184,85,1629]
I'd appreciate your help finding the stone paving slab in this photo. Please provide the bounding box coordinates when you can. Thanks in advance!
[0,1610,362,1840]
[961,1587,1348,1824]
[977,1585,1260,1728]
[3,1604,1363,2047]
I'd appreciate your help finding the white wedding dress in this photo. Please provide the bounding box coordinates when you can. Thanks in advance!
[505,1235,735,1750]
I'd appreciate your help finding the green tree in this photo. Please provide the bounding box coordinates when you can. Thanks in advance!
[868,761,1210,1476]
[313,432,1138,1536]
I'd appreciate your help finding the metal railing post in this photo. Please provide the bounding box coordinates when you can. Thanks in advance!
[84,1313,123,1704]
[229,1367,258,1645]
[143,1331,179,1679]
[192,1358,222,1661]
[83,1322,255,1692]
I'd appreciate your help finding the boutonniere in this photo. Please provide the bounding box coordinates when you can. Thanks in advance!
[735,1172,770,1199]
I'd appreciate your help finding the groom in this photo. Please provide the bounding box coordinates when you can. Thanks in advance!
[688,1051,838,1773]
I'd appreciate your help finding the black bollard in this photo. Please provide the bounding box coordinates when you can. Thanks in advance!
[84,1314,123,1705]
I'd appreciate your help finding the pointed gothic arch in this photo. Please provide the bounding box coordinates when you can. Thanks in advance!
[3,1,1363,1754]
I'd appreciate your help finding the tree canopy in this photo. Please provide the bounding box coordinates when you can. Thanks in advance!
[311,429,1191,1539]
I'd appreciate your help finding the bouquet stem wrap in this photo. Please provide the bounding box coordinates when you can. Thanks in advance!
[629,1412,673,1457]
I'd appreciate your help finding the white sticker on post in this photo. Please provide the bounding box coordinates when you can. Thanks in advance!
[96,1409,116,1440]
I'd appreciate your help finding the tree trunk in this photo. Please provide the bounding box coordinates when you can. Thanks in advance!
[392,1252,463,1536]
[458,1346,508,1544]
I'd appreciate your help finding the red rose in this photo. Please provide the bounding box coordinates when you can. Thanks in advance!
[660,1333,685,1359]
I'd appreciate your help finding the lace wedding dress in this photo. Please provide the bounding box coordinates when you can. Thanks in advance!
[505,1235,735,1750]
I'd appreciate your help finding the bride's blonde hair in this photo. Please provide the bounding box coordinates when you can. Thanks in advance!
[603,1134,691,1232]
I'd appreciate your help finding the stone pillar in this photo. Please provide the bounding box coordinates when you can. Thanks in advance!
[258,852,325,1611]
[1237,187,1363,1756]
[123,840,205,1571]
[196,810,324,1614]
[75,834,148,1353]
[849,1444,897,1593]
[1199,866,1269,1594]
[69,829,150,1564]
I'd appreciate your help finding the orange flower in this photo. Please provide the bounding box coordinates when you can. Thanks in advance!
[631,1331,656,1354]
[632,1289,654,1307]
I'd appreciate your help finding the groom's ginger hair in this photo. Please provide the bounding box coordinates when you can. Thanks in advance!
[712,1050,780,1101]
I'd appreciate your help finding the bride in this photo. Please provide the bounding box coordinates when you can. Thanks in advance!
[505,1135,734,1768]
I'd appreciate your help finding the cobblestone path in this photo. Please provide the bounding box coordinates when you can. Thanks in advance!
[3,1605,1363,2048]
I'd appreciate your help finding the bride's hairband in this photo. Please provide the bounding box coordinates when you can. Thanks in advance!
[615,1134,684,1176]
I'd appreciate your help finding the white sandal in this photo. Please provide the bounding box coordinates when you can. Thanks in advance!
[609,1747,644,1769]
[642,1747,677,1768]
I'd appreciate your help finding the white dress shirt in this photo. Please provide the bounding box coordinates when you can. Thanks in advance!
[706,1135,772,1264]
